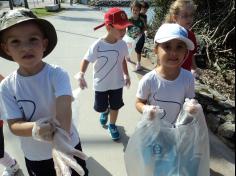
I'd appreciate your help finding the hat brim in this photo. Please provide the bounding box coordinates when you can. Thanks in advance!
[112,22,133,30]
[155,36,194,50]
[0,18,57,61]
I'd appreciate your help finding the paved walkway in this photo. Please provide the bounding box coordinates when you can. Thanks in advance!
[0,3,235,176]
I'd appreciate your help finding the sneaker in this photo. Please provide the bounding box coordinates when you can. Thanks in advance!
[135,63,142,71]
[99,110,109,126]
[108,124,120,140]
[2,160,24,176]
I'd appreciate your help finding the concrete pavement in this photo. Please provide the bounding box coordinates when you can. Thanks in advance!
[0,3,235,176]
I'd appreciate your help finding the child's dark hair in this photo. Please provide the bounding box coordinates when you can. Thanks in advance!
[140,1,150,9]
[130,0,142,10]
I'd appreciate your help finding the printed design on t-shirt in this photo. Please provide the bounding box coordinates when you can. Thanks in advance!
[95,46,119,83]
[153,93,181,124]
[14,96,36,122]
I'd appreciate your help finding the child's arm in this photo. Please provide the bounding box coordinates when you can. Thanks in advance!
[135,97,147,114]
[75,59,90,89]
[0,74,4,82]
[55,95,72,133]
[122,59,130,87]
[7,119,35,136]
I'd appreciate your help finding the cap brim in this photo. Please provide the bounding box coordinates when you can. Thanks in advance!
[155,36,194,50]
[112,22,133,30]
[0,18,57,61]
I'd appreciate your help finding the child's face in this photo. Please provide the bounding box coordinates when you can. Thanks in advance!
[131,6,141,18]
[1,22,48,74]
[107,25,127,41]
[141,7,148,14]
[155,39,188,69]
[174,6,194,29]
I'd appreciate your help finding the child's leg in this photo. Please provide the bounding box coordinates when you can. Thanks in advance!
[0,125,15,168]
[72,142,89,176]
[107,88,124,140]
[135,34,145,70]
[25,157,56,176]
[109,109,118,124]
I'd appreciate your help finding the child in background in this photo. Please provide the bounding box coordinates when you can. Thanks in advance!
[127,0,146,71]
[140,0,150,34]
[0,74,24,176]
[136,23,195,124]
[165,0,201,77]
[0,9,88,176]
[76,8,131,141]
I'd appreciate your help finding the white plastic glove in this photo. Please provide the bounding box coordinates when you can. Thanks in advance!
[142,105,160,120]
[191,68,202,78]
[124,74,131,88]
[32,118,55,142]
[184,98,199,114]
[52,127,88,176]
[74,72,87,90]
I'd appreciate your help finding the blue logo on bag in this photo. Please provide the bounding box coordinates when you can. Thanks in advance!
[152,144,162,156]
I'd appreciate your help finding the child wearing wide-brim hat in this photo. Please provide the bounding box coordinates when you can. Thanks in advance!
[0,8,88,176]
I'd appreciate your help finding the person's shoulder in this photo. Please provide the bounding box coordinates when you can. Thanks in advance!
[46,63,68,74]
[181,68,194,79]
[142,70,156,80]
[0,71,17,88]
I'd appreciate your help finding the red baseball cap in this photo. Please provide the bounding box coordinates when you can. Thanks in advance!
[94,8,133,30]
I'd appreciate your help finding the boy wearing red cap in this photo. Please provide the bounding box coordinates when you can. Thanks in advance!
[76,8,132,141]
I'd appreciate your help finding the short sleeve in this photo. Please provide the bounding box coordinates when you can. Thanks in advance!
[51,67,72,98]
[84,41,98,63]
[0,83,23,119]
[136,76,150,100]
[186,75,195,99]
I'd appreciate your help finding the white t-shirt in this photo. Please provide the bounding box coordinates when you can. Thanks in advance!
[84,38,129,91]
[136,69,195,124]
[0,63,80,161]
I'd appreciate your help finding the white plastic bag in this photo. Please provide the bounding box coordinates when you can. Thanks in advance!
[123,35,141,56]
[125,100,210,176]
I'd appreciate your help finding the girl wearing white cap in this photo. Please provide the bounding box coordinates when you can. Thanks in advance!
[135,23,195,123]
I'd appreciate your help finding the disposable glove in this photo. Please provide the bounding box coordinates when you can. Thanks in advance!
[74,72,87,89]
[124,74,131,88]
[32,118,55,142]
[52,127,88,176]
[184,98,199,114]
[191,68,202,78]
[142,105,160,120]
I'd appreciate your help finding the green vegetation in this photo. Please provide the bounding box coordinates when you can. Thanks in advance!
[31,7,65,17]
[150,0,235,71]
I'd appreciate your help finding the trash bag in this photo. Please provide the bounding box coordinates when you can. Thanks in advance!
[124,99,210,176]
[123,35,141,56]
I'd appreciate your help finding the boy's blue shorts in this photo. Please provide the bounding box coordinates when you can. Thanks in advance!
[94,88,124,112]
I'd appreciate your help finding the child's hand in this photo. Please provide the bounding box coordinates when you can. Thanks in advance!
[124,74,131,88]
[142,105,160,120]
[184,98,199,114]
[32,118,55,142]
[75,72,87,89]
[191,68,202,78]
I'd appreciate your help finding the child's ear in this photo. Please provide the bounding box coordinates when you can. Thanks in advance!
[1,43,11,56]
[43,38,49,52]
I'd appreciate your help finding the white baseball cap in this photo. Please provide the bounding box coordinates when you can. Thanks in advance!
[154,23,194,50]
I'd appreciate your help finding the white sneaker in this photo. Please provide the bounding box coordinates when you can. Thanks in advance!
[2,160,24,176]
[135,63,142,71]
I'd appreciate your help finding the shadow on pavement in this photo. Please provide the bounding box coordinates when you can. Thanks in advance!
[64,6,100,12]
[56,15,102,23]
[210,168,224,176]
[86,157,112,176]
[116,126,130,152]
